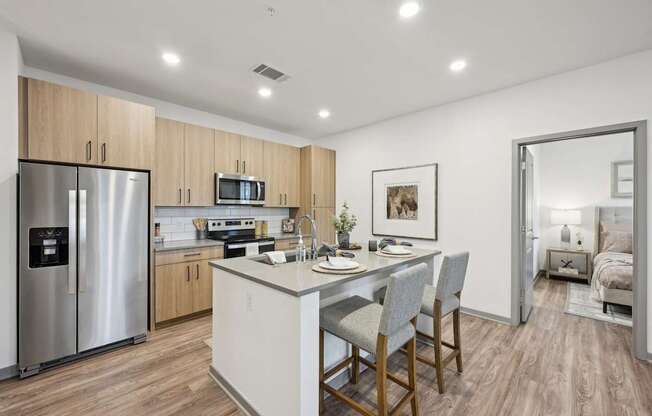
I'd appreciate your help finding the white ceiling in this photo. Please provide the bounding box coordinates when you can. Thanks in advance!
[2,0,652,139]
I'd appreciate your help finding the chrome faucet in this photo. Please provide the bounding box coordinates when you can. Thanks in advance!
[297,214,318,260]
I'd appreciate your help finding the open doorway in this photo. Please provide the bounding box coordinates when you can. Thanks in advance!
[511,121,648,360]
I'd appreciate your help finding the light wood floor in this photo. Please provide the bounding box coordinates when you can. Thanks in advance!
[1,278,651,416]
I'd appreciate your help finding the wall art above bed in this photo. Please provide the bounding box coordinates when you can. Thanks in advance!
[371,163,438,240]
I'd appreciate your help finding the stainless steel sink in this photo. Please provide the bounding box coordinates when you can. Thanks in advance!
[251,251,298,265]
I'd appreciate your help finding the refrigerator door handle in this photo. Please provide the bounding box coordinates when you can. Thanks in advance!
[79,189,88,293]
[68,190,77,295]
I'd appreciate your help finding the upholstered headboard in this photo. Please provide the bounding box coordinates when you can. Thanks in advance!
[593,206,633,255]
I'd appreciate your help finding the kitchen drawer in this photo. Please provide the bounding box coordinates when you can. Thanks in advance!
[155,246,224,266]
[276,238,300,251]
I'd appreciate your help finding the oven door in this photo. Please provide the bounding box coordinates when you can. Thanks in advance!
[215,173,265,205]
[258,240,276,254]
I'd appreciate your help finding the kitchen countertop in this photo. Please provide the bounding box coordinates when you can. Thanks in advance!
[209,247,440,297]
[154,233,305,252]
[154,239,224,252]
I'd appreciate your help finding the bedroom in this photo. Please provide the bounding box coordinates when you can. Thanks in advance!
[523,131,635,329]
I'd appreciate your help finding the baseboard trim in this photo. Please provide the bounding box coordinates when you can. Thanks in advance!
[208,365,260,416]
[460,306,513,326]
[0,364,17,381]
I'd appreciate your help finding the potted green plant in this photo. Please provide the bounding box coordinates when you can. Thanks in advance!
[332,202,357,249]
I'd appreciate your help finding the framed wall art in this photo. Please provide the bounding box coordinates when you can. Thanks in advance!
[372,163,438,240]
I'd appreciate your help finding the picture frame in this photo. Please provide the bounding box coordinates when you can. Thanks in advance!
[611,160,633,198]
[372,163,438,240]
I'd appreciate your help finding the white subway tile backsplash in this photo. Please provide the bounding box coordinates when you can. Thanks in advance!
[155,206,291,242]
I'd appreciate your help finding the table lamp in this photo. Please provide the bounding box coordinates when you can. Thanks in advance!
[550,209,581,249]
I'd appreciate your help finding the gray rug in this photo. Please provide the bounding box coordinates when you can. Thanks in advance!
[565,282,632,327]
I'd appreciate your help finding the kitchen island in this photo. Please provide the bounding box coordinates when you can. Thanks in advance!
[208,247,440,416]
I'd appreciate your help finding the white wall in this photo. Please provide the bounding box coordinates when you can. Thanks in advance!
[21,67,311,148]
[531,133,633,269]
[0,30,22,371]
[319,49,652,353]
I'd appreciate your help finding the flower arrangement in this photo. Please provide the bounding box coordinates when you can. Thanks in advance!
[333,202,358,234]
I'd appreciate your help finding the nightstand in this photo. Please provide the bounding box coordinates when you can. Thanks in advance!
[545,248,592,281]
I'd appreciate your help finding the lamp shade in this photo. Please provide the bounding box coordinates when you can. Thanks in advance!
[550,209,581,225]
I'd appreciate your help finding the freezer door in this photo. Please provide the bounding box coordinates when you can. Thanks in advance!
[19,162,78,369]
[78,167,149,352]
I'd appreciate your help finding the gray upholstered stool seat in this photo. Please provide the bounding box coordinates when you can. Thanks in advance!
[319,263,428,416]
[320,295,416,356]
[377,285,460,318]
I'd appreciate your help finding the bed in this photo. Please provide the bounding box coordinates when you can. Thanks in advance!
[590,207,633,313]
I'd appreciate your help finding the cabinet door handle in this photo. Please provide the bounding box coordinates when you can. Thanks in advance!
[313,193,316,206]
[187,189,191,204]
[284,193,287,205]
[279,193,282,205]
[183,252,202,257]
[101,143,107,163]
[236,160,239,173]
[196,264,200,280]
[242,161,246,174]
[86,140,92,161]
[178,188,182,204]
[186,265,190,282]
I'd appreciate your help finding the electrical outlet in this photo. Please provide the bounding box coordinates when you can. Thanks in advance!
[246,292,253,312]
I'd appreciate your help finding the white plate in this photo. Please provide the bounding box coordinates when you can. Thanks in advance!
[319,260,359,270]
[381,246,412,255]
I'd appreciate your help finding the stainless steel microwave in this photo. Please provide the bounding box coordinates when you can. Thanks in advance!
[215,173,266,205]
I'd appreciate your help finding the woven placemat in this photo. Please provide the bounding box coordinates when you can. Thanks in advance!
[311,264,368,275]
[375,251,417,259]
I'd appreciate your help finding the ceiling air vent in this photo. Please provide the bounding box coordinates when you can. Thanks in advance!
[252,64,290,82]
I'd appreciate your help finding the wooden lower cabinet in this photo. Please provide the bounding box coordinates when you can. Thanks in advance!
[155,247,223,325]
[275,238,300,251]
[313,207,336,245]
[193,261,213,312]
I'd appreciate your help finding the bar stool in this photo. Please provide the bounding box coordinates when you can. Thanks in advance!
[378,252,470,394]
[319,263,428,416]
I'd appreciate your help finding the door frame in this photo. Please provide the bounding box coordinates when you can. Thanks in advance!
[510,120,648,361]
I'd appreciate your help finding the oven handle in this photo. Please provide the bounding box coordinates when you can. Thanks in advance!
[228,241,274,249]
[257,181,261,201]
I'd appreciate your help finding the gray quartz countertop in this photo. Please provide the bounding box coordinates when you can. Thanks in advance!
[154,239,224,252]
[209,247,440,297]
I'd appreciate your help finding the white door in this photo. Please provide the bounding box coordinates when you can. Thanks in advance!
[521,147,537,322]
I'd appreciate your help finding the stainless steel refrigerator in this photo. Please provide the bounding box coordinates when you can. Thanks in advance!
[18,161,149,377]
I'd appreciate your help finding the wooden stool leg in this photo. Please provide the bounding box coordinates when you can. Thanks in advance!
[319,328,325,414]
[433,300,445,394]
[351,345,360,384]
[376,335,389,416]
[408,319,419,416]
[453,308,463,373]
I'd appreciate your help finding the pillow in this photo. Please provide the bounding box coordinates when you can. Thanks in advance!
[600,222,632,233]
[600,230,633,254]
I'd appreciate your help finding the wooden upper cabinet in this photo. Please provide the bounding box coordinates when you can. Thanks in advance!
[263,141,284,207]
[98,95,155,170]
[184,124,215,206]
[240,136,264,178]
[285,145,301,207]
[312,146,336,207]
[300,145,336,209]
[263,141,300,207]
[154,118,185,206]
[214,130,241,175]
[27,78,98,164]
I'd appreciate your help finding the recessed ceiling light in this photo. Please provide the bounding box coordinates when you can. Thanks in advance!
[399,1,421,18]
[449,59,467,72]
[318,109,331,119]
[258,87,272,98]
[162,52,180,66]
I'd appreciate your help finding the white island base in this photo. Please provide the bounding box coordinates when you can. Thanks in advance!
[209,248,438,416]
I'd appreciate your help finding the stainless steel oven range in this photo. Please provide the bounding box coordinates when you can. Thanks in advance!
[207,218,275,258]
